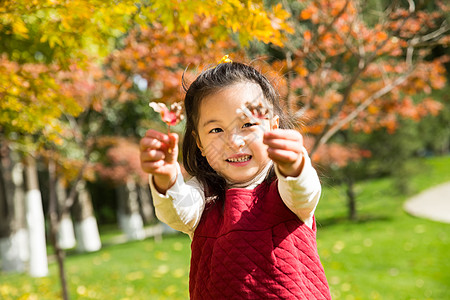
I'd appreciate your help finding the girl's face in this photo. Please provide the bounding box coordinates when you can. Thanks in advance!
[196,82,278,184]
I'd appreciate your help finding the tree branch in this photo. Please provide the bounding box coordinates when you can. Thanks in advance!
[407,20,449,66]
[313,71,413,152]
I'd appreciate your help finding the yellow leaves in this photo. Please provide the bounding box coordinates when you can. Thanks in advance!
[0,284,19,298]
[125,271,144,281]
[295,63,309,77]
[2,0,138,65]
[12,19,29,38]
[76,286,88,297]
[18,293,39,300]
[272,3,290,20]
[149,1,178,33]
[155,250,169,261]
[145,0,292,47]
[48,35,62,48]
[172,241,184,251]
[0,9,29,38]
[92,252,111,266]
[76,285,98,298]
[0,55,83,139]
[164,285,179,296]
[172,268,186,278]
[149,247,189,281]
[236,2,291,46]
[152,264,170,278]
[270,3,294,34]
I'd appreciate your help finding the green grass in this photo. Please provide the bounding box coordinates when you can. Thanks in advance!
[1,235,192,300]
[316,156,450,299]
[1,156,449,299]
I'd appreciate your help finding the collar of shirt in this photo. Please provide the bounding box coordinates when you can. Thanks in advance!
[226,161,273,190]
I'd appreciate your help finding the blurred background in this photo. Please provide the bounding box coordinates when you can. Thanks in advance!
[0,0,449,299]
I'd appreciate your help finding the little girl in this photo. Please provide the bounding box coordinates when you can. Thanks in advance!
[140,60,331,299]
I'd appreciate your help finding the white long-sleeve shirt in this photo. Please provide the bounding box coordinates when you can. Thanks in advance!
[149,147,321,239]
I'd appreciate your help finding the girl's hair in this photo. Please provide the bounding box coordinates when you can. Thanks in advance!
[182,62,293,203]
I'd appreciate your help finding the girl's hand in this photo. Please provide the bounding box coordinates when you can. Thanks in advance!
[263,129,305,178]
[140,129,178,193]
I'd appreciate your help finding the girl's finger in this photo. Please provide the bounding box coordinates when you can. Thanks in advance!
[145,129,170,141]
[141,137,173,153]
[141,130,170,150]
[140,149,165,171]
[140,138,160,151]
[264,139,302,153]
[264,129,303,142]
[141,160,165,173]
[267,148,300,164]
[146,149,166,161]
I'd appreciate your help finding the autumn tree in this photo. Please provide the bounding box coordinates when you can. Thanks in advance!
[1,1,294,298]
[262,0,449,219]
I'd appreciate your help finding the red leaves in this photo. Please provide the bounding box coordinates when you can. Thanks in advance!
[102,21,238,102]
[305,137,367,168]
[272,1,448,158]
[95,138,148,185]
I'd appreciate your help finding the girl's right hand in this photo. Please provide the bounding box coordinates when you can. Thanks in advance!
[140,129,179,193]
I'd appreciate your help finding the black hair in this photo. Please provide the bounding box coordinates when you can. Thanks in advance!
[182,61,293,203]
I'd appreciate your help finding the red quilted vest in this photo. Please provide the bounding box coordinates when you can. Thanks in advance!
[190,180,331,299]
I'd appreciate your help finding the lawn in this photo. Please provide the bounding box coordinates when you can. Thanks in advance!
[315,156,450,299]
[1,156,449,299]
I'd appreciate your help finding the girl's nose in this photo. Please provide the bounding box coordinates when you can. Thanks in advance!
[229,133,245,150]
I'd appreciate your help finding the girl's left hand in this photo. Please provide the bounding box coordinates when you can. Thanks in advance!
[263,129,305,178]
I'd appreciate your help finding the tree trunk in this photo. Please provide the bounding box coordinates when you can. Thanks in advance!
[137,184,155,224]
[0,145,28,273]
[0,141,12,238]
[0,142,15,271]
[11,159,28,264]
[117,179,145,241]
[346,177,357,221]
[73,180,101,252]
[25,155,48,277]
[56,178,76,250]
[48,158,69,300]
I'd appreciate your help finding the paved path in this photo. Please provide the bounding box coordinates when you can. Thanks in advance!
[403,182,450,223]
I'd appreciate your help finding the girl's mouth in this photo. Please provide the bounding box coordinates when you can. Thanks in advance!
[226,155,252,163]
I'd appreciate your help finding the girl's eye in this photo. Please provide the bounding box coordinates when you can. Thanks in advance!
[209,128,223,133]
[242,122,257,128]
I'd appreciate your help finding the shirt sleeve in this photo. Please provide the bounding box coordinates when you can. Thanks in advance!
[275,147,322,229]
[149,164,205,238]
